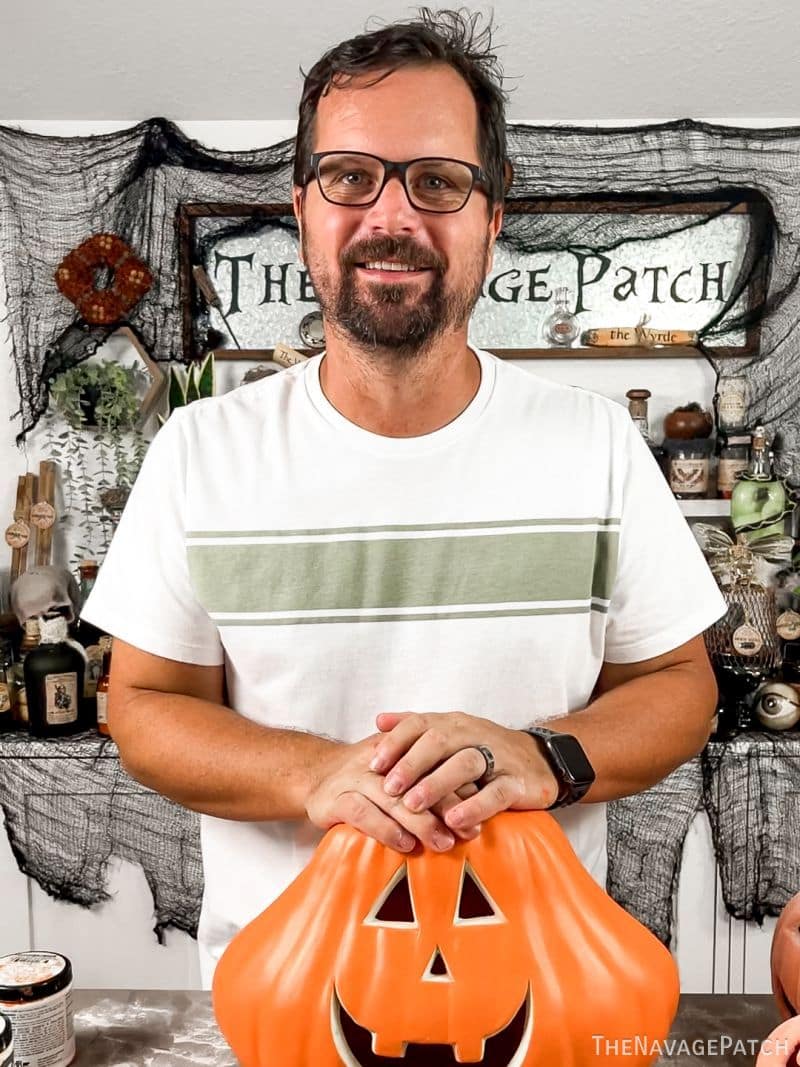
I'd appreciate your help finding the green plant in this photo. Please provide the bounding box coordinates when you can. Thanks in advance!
[47,358,149,566]
[50,359,148,484]
[157,353,215,425]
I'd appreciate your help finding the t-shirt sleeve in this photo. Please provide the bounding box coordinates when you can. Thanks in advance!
[80,408,224,666]
[603,417,727,664]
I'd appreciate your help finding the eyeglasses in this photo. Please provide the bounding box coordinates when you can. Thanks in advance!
[307,151,489,214]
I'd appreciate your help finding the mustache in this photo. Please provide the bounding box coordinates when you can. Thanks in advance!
[340,236,445,272]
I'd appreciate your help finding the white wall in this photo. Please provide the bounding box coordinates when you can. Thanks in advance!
[3,0,800,122]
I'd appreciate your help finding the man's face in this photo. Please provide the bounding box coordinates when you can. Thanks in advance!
[292,63,503,360]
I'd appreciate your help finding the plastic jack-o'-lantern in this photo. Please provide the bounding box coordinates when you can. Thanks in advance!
[754,892,800,1067]
[772,891,800,1020]
[755,1017,800,1067]
[213,811,679,1066]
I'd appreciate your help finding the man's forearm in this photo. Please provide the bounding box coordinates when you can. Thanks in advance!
[111,689,342,821]
[543,661,717,804]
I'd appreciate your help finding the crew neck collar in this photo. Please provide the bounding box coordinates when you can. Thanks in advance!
[303,346,496,457]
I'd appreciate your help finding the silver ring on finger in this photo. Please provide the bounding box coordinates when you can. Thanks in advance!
[474,744,496,787]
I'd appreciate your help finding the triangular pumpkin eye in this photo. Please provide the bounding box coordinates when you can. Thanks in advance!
[456,862,504,924]
[366,864,417,926]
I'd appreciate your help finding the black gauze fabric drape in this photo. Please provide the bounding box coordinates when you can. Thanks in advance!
[0,731,202,939]
[0,117,295,441]
[1,116,800,471]
[607,732,800,946]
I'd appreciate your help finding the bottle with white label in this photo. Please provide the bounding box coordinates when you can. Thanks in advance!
[23,616,84,738]
[717,432,751,499]
[9,618,40,728]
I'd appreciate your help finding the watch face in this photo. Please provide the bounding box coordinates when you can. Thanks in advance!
[551,735,596,785]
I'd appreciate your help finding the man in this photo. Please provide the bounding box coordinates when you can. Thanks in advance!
[82,10,725,985]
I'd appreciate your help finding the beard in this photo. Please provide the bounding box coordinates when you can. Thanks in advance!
[302,231,488,360]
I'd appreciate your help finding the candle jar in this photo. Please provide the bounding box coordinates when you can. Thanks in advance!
[717,433,751,499]
[663,437,714,499]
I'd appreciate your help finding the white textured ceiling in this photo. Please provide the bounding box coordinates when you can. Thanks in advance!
[2,0,799,122]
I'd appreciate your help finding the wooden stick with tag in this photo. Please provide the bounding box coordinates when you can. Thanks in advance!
[7,473,37,581]
[34,461,57,566]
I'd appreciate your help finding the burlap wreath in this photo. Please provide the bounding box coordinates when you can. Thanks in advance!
[55,233,153,325]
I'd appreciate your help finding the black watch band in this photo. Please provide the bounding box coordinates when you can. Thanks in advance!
[521,726,596,810]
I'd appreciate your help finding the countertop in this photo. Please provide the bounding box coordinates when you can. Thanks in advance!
[71,990,784,1065]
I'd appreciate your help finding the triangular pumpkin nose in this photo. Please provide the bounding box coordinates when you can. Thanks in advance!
[423,945,452,981]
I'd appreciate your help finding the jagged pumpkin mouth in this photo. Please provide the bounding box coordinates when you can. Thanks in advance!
[330,985,532,1066]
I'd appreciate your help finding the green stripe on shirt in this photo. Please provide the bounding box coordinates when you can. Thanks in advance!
[186,527,619,616]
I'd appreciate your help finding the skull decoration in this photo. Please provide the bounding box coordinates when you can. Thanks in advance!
[10,566,81,626]
[213,811,679,1066]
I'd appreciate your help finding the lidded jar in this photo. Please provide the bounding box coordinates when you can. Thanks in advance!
[0,951,74,1067]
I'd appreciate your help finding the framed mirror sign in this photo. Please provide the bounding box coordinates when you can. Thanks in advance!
[178,192,770,362]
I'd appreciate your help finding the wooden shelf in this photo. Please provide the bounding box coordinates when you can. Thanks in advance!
[677,499,731,518]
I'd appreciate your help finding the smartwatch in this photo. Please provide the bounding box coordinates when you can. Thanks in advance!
[521,726,596,809]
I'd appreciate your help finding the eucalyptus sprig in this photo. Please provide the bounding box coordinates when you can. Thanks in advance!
[47,357,151,566]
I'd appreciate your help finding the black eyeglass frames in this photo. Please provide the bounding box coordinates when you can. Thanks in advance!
[307,151,489,214]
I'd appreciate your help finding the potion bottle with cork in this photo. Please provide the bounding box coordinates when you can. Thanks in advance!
[542,287,579,347]
[96,636,113,737]
[731,426,788,544]
[73,559,106,719]
[24,615,84,738]
[625,388,666,471]
[7,618,40,729]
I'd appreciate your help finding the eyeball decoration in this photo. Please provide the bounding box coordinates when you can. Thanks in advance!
[754,682,800,731]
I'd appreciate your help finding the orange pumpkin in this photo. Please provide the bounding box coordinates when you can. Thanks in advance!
[772,892,800,1020]
[213,811,679,1066]
[756,1017,800,1067]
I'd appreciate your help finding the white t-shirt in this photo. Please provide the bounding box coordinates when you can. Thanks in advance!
[82,348,726,985]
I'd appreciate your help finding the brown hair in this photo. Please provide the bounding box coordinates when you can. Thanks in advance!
[293,8,510,206]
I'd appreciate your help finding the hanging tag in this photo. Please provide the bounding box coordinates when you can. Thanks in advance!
[273,343,309,369]
[4,520,30,549]
[776,611,800,641]
[732,623,764,656]
[30,502,56,530]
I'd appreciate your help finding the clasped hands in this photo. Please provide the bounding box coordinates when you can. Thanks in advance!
[305,711,559,854]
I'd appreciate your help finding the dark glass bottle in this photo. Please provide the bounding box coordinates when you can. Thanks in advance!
[9,618,40,729]
[790,502,800,573]
[626,389,666,472]
[717,432,750,500]
[73,559,105,718]
[782,591,800,685]
[0,639,14,731]
[24,616,84,738]
[96,637,112,737]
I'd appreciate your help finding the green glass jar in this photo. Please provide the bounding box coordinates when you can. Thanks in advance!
[731,426,787,543]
